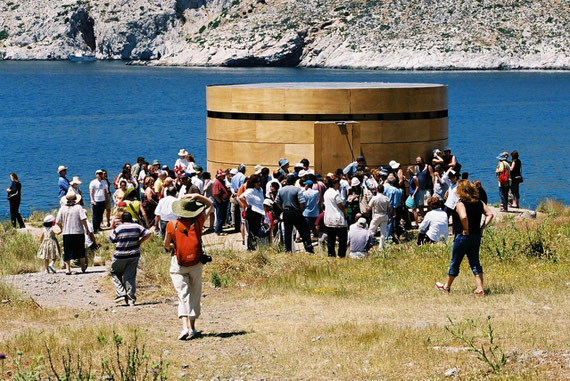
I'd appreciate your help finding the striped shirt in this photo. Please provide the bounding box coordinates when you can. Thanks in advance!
[109,222,150,259]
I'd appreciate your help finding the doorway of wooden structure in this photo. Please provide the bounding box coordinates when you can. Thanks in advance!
[313,121,361,175]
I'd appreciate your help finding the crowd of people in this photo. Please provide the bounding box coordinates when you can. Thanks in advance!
[5,147,523,339]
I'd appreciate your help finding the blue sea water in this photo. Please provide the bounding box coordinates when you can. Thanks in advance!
[1,61,569,218]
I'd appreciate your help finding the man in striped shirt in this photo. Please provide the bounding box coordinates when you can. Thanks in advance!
[109,212,151,306]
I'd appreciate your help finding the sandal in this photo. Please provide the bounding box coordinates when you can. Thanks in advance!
[435,282,450,293]
[473,289,485,295]
[65,272,72,275]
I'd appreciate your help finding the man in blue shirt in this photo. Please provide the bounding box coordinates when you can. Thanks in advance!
[343,156,366,178]
[384,178,403,243]
[302,180,320,236]
[230,164,246,233]
[58,165,70,200]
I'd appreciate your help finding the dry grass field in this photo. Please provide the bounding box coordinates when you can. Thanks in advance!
[0,200,569,380]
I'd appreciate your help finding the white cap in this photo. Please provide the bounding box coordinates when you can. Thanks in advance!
[298,170,308,177]
[43,214,56,224]
[351,177,361,187]
[294,162,304,168]
[357,217,367,228]
[389,160,400,169]
[230,168,238,175]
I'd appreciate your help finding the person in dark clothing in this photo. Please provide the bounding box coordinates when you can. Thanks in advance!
[436,181,494,295]
[7,172,25,228]
[274,174,314,253]
[509,150,522,208]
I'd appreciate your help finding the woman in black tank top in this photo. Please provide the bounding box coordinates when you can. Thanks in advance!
[436,180,494,295]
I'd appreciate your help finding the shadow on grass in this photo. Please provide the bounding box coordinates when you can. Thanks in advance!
[194,330,249,340]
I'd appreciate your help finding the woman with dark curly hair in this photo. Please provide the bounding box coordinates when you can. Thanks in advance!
[509,150,522,208]
[436,181,493,295]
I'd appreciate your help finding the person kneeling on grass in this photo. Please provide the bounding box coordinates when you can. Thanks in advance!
[109,212,151,306]
[164,194,213,340]
[348,218,374,259]
[417,197,449,245]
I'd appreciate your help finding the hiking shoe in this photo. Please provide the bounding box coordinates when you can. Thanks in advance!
[178,328,190,340]
[435,282,450,294]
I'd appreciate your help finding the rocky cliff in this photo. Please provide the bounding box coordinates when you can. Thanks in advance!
[1,0,568,69]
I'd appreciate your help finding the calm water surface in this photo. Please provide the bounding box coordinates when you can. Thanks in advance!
[1,61,569,217]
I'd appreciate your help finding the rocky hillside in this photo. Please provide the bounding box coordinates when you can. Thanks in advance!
[0,0,568,69]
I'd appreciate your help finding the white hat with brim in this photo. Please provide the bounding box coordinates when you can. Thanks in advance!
[254,165,263,174]
[230,168,238,175]
[58,165,67,173]
[351,177,361,187]
[298,170,308,177]
[389,160,400,169]
[172,199,206,218]
[65,190,81,204]
[177,149,189,157]
[70,176,82,185]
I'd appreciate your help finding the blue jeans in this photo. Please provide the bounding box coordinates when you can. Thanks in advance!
[448,233,483,276]
[213,199,229,234]
[499,186,509,210]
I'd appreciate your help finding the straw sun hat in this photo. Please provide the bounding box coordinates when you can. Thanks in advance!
[177,149,189,157]
[172,198,206,218]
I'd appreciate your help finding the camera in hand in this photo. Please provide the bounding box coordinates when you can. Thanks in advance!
[200,254,212,264]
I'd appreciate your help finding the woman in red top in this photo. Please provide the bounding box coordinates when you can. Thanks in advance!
[212,169,231,236]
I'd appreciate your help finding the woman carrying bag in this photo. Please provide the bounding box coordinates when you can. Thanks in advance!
[164,194,213,340]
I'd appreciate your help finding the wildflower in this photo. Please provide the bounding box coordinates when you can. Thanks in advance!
[0,353,6,360]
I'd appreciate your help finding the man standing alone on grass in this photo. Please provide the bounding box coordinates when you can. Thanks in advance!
[90,170,109,233]
[109,212,151,306]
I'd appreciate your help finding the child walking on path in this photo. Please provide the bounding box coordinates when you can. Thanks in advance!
[37,215,60,274]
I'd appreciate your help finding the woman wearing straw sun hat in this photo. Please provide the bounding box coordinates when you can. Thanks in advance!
[164,193,213,340]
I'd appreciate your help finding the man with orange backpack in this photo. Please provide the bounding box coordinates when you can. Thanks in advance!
[164,194,213,340]
[495,152,511,212]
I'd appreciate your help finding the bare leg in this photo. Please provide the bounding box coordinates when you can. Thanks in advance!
[106,209,111,226]
[181,316,189,330]
[474,274,484,294]
[65,261,71,273]
[44,259,50,272]
[444,275,456,291]
[190,319,196,331]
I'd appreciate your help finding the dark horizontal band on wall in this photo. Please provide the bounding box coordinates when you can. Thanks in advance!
[207,110,448,121]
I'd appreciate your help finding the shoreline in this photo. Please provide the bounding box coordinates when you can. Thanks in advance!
[1,59,570,72]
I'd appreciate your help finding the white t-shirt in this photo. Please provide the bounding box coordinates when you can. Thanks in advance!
[242,188,265,215]
[175,158,189,171]
[418,208,449,242]
[155,196,178,222]
[192,177,204,193]
[324,188,346,227]
[444,183,459,210]
[56,204,87,235]
[339,179,350,204]
[369,193,389,218]
[89,179,108,202]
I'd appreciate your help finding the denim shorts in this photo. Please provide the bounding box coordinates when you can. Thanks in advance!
[448,233,483,276]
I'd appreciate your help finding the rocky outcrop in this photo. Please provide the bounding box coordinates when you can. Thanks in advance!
[1,0,568,69]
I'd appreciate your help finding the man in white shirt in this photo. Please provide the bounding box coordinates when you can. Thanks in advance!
[191,166,204,194]
[367,184,390,249]
[154,186,178,238]
[444,169,459,215]
[89,170,109,233]
[418,197,449,244]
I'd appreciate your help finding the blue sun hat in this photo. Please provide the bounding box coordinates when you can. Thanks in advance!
[496,152,508,160]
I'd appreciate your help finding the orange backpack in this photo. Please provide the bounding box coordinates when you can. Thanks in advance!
[171,218,203,267]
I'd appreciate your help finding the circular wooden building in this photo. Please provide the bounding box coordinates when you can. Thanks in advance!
[206,82,448,174]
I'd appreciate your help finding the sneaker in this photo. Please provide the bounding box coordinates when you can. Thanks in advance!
[48,264,57,273]
[127,299,136,306]
[189,329,199,339]
[435,282,450,294]
[114,296,127,305]
[178,328,190,340]
[44,269,50,274]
